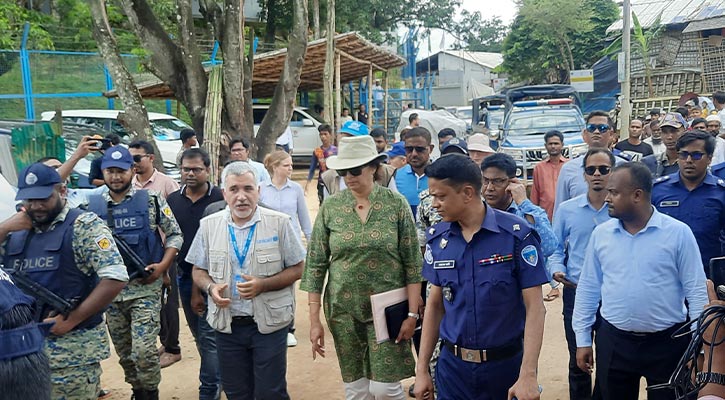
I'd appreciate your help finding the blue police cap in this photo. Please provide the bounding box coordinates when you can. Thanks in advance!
[441,137,468,155]
[340,120,369,136]
[386,141,406,158]
[15,163,62,201]
[101,145,133,171]
[0,270,52,361]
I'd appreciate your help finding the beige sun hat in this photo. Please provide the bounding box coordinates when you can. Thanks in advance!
[467,133,495,153]
[326,136,388,170]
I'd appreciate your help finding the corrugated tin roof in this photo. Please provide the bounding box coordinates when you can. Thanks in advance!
[683,14,725,31]
[607,0,725,32]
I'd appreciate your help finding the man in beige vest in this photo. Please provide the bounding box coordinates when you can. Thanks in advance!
[187,162,305,400]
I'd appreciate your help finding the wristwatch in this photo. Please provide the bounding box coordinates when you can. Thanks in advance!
[696,372,725,386]
[407,312,420,320]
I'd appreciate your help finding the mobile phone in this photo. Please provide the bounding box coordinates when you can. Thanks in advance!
[709,257,725,300]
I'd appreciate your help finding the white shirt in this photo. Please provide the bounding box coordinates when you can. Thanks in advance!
[276,127,294,150]
[713,136,725,166]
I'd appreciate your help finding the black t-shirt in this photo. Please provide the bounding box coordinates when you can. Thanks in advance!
[166,183,225,275]
[89,156,104,183]
[614,140,654,161]
[357,111,368,124]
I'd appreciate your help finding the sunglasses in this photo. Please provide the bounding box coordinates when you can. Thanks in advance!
[584,165,612,176]
[586,124,610,133]
[132,154,150,163]
[337,166,364,177]
[677,151,706,161]
[404,146,428,154]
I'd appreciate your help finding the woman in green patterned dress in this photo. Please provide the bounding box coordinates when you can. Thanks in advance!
[300,135,423,399]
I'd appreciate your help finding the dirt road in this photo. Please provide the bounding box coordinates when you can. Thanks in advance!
[99,174,648,399]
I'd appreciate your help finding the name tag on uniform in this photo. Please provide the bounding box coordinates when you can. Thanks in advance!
[659,201,679,207]
[433,260,455,269]
[479,254,513,266]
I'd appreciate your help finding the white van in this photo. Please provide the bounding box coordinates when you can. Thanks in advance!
[252,105,323,163]
[40,109,185,165]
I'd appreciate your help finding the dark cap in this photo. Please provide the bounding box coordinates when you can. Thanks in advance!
[15,163,62,201]
[659,112,686,129]
[441,137,468,155]
[101,146,133,170]
[649,108,661,116]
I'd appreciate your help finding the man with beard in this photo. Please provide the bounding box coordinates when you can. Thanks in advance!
[643,120,665,157]
[397,127,435,216]
[188,162,305,399]
[0,163,127,399]
[652,131,725,275]
[573,163,708,400]
[642,112,687,178]
[549,148,615,400]
[554,111,628,214]
[87,146,182,400]
[705,115,725,165]
[532,130,569,221]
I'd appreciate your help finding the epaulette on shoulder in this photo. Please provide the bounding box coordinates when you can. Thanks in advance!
[653,175,671,184]
[717,178,725,188]
[425,222,448,241]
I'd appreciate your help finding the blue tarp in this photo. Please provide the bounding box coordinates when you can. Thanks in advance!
[581,56,620,114]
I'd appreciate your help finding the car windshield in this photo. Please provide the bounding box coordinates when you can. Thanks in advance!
[300,108,325,124]
[507,111,582,136]
[456,108,472,119]
[488,111,505,128]
[151,118,190,140]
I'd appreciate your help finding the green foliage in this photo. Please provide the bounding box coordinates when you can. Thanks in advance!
[502,0,618,84]
[0,2,54,50]
[449,12,508,52]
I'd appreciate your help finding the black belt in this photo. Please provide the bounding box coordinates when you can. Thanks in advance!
[441,339,522,363]
[601,318,687,338]
[231,316,255,326]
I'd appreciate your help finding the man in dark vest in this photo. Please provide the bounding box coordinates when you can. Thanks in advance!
[0,163,128,399]
[87,146,183,400]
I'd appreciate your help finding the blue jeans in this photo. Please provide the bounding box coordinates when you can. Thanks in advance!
[179,274,221,400]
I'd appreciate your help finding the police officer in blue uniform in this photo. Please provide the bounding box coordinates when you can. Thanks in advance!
[414,155,548,400]
[712,161,725,179]
[652,131,725,275]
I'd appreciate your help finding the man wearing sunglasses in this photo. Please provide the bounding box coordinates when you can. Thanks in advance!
[88,146,183,400]
[642,112,687,178]
[554,111,628,214]
[129,140,180,199]
[397,127,435,216]
[549,148,615,400]
[652,131,725,274]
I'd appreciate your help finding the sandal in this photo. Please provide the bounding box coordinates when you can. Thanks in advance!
[544,287,561,302]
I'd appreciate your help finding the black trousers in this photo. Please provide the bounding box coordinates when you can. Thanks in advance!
[564,287,599,400]
[595,319,690,400]
[159,262,181,354]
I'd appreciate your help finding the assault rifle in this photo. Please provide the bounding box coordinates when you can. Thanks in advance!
[112,234,152,280]
[2,268,78,322]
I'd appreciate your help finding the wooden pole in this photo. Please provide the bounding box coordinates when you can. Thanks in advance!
[384,71,389,133]
[367,64,373,128]
[335,52,342,133]
[620,0,632,139]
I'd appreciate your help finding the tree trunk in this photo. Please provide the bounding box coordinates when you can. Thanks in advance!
[243,26,256,157]
[219,0,245,137]
[255,0,308,161]
[312,0,320,39]
[87,0,164,171]
[322,0,334,128]
[117,0,209,143]
[264,0,278,45]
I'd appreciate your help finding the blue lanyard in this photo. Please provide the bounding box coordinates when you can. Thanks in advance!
[228,223,257,273]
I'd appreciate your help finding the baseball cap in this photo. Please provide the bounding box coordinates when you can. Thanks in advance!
[467,134,495,153]
[659,112,686,129]
[15,163,62,201]
[340,120,369,136]
[441,137,468,155]
[101,145,134,170]
[386,141,406,159]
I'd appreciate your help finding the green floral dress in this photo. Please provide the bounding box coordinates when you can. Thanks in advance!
[300,185,423,383]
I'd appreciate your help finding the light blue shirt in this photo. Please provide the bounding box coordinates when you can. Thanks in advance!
[395,164,428,215]
[554,155,627,214]
[248,160,271,184]
[572,208,708,347]
[548,194,611,284]
[68,186,107,209]
[260,179,312,241]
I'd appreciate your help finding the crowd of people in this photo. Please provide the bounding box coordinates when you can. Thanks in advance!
[0,96,723,400]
